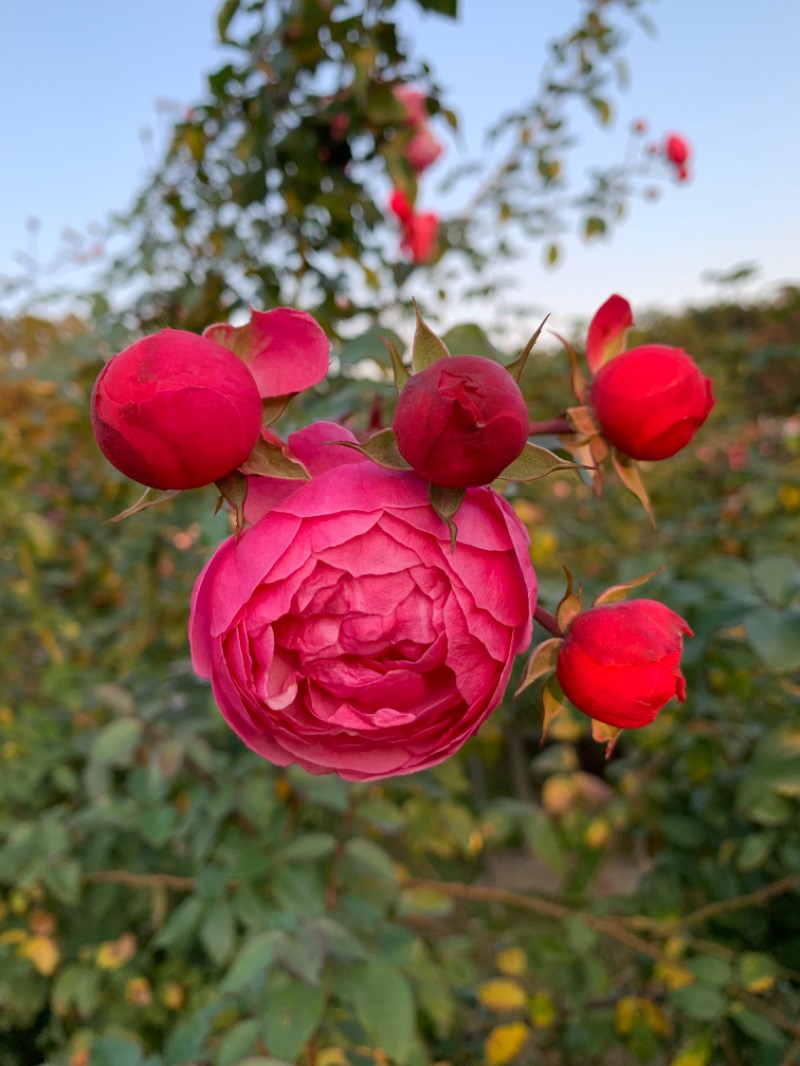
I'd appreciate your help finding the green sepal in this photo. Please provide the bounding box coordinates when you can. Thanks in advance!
[556,567,583,633]
[261,394,292,427]
[552,330,589,405]
[541,674,569,746]
[333,428,412,471]
[107,487,181,524]
[381,336,411,392]
[497,443,583,482]
[429,483,465,554]
[514,637,563,697]
[611,450,655,528]
[412,301,451,373]
[593,565,665,607]
[238,436,310,480]
[591,719,623,758]
[505,315,550,382]
[215,471,249,538]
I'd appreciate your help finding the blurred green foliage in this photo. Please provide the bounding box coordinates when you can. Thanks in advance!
[0,286,799,1066]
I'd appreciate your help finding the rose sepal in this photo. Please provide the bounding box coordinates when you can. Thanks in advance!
[107,487,182,524]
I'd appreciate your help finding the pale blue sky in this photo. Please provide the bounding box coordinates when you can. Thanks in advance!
[0,1,797,329]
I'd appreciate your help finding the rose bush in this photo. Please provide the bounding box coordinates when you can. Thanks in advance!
[91,329,263,490]
[190,462,536,780]
[556,599,692,728]
[590,343,714,460]
[394,355,530,487]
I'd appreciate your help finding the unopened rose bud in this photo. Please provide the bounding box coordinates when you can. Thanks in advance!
[665,133,690,167]
[393,355,529,487]
[400,211,440,264]
[556,600,692,728]
[91,329,262,490]
[590,344,714,460]
[404,126,444,173]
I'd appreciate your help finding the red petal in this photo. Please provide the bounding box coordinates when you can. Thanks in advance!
[586,294,633,375]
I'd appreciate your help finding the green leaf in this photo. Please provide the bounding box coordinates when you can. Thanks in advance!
[280,832,338,863]
[687,955,731,987]
[352,960,417,1064]
[338,326,404,367]
[43,859,82,904]
[520,806,565,877]
[412,302,451,373]
[751,553,800,605]
[217,0,240,41]
[728,1002,785,1046]
[216,1019,261,1066]
[221,930,283,993]
[398,886,454,919]
[497,443,580,482]
[262,979,325,1061]
[744,605,800,672]
[670,984,726,1021]
[565,915,596,954]
[90,1037,145,1066]
[415,0,457,15]
[90,718,143,766]
[200,898,236,965]
[440,323,502,359]
[155,896,205,950]
[344,837,398,882]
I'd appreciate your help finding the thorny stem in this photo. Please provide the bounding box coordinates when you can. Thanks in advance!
[528,417,575,436]
[534,603,563,638]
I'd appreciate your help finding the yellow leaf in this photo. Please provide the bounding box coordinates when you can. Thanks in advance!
[96,932,137,970]
[125,977,153,1006]
[584,818,611,849]
[20,934,60,976]
[316,1050,349,1066]
[670,1036,713,1066]
[484,1022,530,1066]
[160,981,185,1010]
[0,929,27,946]
[529,990,556,1029]
[640,998,671,1037]
[494,947,527,978]
[477,978,528,1012]
[654,962,694,991]
[615,996,639,1035]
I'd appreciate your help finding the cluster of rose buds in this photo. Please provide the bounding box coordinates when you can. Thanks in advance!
[387,85,443,264]
[388,189,439,266]
[91,294,711,778]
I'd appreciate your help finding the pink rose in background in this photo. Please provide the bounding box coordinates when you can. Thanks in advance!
[664,133,691,181]
[400,210,440,264]
[91,330,263,490]
[190,463,537,780]
[394,85,428,129]
[405,127,444,174]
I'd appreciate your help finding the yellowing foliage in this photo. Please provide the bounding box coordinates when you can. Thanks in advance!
[529,990,556,1029]
[96,932,137,970]
[20,935,60,976]
[484,1022,530,1066]
[494,947,527,977]
[477,978,528,1012]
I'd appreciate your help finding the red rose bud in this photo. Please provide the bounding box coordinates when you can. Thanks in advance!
[400,211,439,264]
[394,355,529,487]
[91,329,263,490]
[556,600,693,729]
[590,344,714,460]
[394,85,428,129]
[665,133,690,167]
[389,188,414,223]
[404,126,444,173]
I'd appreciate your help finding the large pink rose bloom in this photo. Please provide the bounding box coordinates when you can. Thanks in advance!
[190,464,536,780]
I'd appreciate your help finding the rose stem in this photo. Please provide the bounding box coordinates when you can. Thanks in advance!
[533,604,563,638]
[528,417,576,436]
